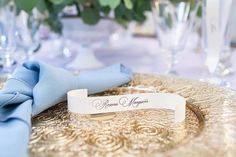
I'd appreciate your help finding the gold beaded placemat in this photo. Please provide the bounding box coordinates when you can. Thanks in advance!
[29,74,236,157]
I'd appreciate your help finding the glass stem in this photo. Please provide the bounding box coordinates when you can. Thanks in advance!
[168,49,178,75]
[2,53,16,73]
[208,71,231,87]
[26,49,33,60]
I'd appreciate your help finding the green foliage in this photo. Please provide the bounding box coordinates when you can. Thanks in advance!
[99,0,121,9]
[170,0,197,3]
[1,0,201,34]
[14,0,37,12]
[114,0,151,27]
[0,0,9,8]
[8,0,152,34]
[124,0,133,9]
[170,0,201,12]
[49,0,65,5]
[81,7,100,25]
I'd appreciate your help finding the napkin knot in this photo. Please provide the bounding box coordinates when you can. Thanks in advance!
[0,60,132,157]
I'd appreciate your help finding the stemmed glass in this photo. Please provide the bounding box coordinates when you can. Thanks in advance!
[15,11,41,61]
[215,0,235,76]
[0,3,17,77]
[62,18,117,71]
[201,0,234,87]
[152,0,199,75]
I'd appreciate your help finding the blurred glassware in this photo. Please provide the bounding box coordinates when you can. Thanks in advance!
[61,18,132,71]
[0,2,17,77]
[201,0,234,87]
[48,7,76,59]
[215,0,235,76]
[231,1,236,46]
[15,10,41,61]
[152,0,199,75]
[49,32,72,59]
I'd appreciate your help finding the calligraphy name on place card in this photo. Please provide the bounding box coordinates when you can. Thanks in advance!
[67,89,186,123]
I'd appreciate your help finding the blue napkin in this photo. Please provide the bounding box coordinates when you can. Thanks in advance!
[0,61,132,157]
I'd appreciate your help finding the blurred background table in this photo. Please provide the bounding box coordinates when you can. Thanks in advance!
[34,33,236,89]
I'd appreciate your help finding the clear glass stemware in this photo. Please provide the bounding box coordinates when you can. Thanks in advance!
[215,0,235,76]
[61,18,121,71]
[152,0,199,75]
[201,0,234,87]
[15,11,41,61]
[0,3,17,77]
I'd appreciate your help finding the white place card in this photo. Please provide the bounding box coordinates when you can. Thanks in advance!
[67,89,186,123]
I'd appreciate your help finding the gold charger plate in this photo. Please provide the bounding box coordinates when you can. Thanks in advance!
[29,74,236,157]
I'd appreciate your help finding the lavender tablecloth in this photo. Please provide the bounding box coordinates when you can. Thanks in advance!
[34,36,236,89]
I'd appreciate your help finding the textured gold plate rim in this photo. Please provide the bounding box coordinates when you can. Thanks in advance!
[186,103,205,134]
[29,74,236,157]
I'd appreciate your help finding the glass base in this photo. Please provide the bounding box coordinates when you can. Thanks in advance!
[200,74,231,88]
[215,47,234,76]
[0,72,11,81]
[0,58,17,75]
[166,69,178,76]
[215,62,234,76]
[66,46,104,71]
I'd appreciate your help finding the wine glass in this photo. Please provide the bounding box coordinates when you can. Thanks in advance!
[0,3,17,78]
[152,0,199,75]
[15,11,41,61]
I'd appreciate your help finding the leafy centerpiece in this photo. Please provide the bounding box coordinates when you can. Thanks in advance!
[0,0,200,33]
[0,0,151,33]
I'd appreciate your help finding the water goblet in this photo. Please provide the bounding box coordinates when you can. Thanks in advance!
[152,0,199,75]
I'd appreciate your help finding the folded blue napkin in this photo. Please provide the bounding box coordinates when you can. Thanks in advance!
[0,61,132,157]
